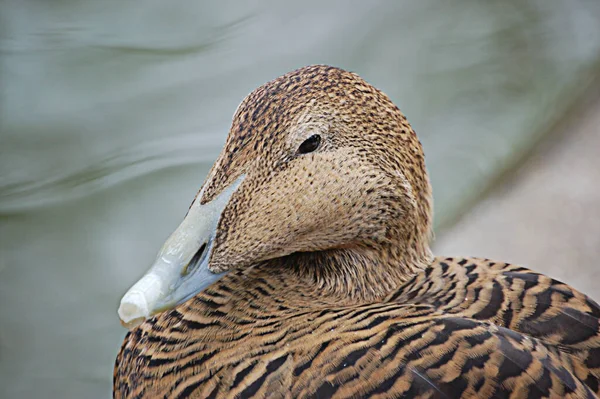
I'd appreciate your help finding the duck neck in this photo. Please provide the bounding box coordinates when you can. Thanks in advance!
[279,240,433,304]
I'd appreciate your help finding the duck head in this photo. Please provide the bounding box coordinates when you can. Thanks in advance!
[119,65,433,327]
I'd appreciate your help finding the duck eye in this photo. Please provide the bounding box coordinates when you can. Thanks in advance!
[297,134,321,154]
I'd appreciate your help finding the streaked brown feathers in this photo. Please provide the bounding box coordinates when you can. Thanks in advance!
[115,257,600,398]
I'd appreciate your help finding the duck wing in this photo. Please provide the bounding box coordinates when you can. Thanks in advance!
[388,257,600,396]
[289,313,597,398]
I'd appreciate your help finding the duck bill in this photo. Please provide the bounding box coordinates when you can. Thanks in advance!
[118,176,244,329]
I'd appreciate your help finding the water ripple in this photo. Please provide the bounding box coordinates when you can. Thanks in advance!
[0,134,220,214]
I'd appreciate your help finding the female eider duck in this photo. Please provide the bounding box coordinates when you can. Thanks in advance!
[114,65,600,398]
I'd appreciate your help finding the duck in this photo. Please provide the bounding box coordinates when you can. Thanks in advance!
[113,65,600,398]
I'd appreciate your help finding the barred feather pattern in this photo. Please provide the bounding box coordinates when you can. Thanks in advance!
[114,257,600,398]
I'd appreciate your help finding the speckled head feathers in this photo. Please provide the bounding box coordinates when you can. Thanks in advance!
[200,65,433,285]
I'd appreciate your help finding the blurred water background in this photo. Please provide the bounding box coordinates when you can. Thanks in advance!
[1,1,600,397]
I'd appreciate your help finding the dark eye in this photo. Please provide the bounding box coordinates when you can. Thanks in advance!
[297,134,321,154]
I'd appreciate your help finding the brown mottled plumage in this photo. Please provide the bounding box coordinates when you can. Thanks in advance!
[114,66,600,398]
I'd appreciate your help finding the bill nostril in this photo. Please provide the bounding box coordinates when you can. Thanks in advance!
[182,242,208,276]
